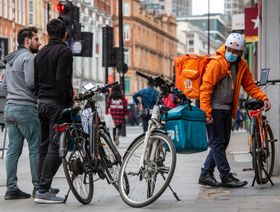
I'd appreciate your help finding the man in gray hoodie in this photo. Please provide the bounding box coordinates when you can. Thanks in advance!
[1,27,40,200]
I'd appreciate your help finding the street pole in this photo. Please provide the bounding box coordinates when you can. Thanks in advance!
[118,0,126,136]
[208,0,210,55]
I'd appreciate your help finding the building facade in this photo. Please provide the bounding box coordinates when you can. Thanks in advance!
[112,0,177,98]
[140,0,192,17]
[259,0,280,175]
[71,0,112,90]
[178,14,227,44]
[177,21,221,55]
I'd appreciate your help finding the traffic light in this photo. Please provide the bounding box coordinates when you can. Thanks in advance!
[71,32,93,57]
[102,26,117,67]
[57,1,80,40]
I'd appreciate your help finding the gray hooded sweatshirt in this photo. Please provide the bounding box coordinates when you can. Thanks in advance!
[1,47,37,107]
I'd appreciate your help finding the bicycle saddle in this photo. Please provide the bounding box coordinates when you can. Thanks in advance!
[244,99,264,110]
[57,106,82,120]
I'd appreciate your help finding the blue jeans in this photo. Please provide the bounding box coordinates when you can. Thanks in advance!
[201,109,232,179]
[4,103,40,191]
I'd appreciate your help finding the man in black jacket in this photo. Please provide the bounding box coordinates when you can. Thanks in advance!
[34,18,73,204]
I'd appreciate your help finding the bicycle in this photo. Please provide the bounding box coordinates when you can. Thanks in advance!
[54,82,129,204]
[118,71,180,208]
[243,79,279,186]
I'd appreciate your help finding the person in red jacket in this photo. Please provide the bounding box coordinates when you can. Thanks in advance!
[106,84,128,146]
[199,33,271,188]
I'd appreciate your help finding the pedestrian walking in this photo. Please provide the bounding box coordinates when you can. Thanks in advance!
[106,84,128,146]
[235,108,245,131]
[34,18,74,203]
[133,80,159,132]
[198,33,271,188]
[1,27,41,200]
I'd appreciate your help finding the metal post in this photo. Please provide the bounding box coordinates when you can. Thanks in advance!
[118,0,126,136]
[208,0,210,55]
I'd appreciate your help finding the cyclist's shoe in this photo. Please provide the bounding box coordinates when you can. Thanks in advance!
[227,173,240,182]
[34,191,64,204]
[4,189,31,200]
[221,173,248,188]
[198,173,220,187]
[32,187,60,197]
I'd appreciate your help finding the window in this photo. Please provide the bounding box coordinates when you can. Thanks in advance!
[28,0,34,25]
[0,0,2,16]
[124,49,129,66]
[189,40,194,46]
[3,0,7,18]
[124,2,130,16]
[8,0,12,20]
[202,42,206,49]
[124,77,131,95]
[22,0,26,25]
[123,24,130,40]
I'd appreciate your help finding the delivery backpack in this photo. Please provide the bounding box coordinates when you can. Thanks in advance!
[175,54,225,99]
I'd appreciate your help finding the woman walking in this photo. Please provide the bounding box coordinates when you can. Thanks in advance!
[106,84,128,146]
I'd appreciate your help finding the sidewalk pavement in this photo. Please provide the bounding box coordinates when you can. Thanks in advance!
[0,126,280,212]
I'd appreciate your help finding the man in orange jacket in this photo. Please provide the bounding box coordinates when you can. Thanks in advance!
[198,33,271,188]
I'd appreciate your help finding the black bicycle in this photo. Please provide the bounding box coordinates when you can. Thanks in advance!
[55,82,128,204]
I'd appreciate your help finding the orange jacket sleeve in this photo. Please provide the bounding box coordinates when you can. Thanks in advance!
[200,60,222,118]
[241,64,268,102]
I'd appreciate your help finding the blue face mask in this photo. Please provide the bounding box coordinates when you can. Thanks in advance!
[225,51,238,63]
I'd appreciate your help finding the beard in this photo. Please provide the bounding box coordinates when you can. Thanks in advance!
[30,43,39,53]
[30,47,39,54]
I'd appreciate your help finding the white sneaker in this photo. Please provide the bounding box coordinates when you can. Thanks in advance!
[34,191,64,204]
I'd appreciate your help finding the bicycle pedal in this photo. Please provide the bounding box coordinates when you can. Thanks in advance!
[243,168,254,171]
[268,139,277,143]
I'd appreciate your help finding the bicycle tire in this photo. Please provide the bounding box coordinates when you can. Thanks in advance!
[252,125,263,184]
[98,129,129,192]
[62,130,94,204]
[259,123,275,184]
[119,131,176,208]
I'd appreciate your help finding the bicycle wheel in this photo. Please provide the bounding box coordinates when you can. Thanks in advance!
[62,129,94,204]
[98,130,129,192]
[119,131,176,208]
[259,123,275,184]
[252,125,263,184]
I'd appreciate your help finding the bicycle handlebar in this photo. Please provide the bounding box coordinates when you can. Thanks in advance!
[136,71,153,82]
[76,81,118,101]
[136,71,172,88]
[256,79,280,86]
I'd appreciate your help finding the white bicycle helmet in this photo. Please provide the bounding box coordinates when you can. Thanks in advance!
[225,33,245,51]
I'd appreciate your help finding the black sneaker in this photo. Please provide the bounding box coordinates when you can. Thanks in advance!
[227,173,240,182]
[4,189,31,200]
[32,187,60,197]
[198,173,220,187]
[221,173,248,188]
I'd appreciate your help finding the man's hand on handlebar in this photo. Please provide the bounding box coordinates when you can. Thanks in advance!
[263,100,271,111]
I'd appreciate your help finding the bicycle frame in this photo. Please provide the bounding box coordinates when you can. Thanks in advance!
[88,102,99,160]
[139,99,165,169]
[248,109,269,151]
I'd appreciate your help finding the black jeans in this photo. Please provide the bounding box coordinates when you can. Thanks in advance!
[201,109,232,179]
[142,115,151,132]
[37,103,70,192]
[113,124,122,140]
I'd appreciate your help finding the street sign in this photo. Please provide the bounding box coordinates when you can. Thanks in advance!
[245,8,258,42]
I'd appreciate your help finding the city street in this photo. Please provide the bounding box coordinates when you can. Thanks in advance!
[0,126,280,212]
